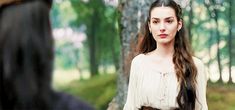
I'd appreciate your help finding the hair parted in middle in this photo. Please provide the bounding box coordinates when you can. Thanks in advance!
[138,0,198,110]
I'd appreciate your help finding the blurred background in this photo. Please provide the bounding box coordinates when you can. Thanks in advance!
[50,0,235,110]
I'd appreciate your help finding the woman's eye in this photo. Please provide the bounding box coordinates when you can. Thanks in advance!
[166,20,173,23]
[152,20,159,24]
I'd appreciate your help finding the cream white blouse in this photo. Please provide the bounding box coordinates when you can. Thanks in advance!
[123,54,208,110]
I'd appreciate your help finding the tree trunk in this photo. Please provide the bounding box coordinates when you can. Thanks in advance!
[88,10,98,76]
[215,19,223,83]
[204,0,223,83]
[213,9,223,83]
[228,0,233,84]
[107,0,155,110]
[207,29,213,83]
[203,1,219,83]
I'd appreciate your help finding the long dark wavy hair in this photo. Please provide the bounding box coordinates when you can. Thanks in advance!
[0,0,53,110]
[139,0,198,110]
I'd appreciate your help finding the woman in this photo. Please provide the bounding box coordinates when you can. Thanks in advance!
[123,0,208,110]
[0,0,94,110]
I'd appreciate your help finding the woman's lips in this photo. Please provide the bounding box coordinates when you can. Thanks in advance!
[159,34,168,38]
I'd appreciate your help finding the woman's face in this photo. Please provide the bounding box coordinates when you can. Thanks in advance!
[148,6,182,44]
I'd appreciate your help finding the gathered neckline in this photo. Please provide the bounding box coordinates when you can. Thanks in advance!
[139,53,175,74]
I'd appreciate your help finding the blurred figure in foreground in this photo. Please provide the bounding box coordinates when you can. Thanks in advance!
[0,0,94,110]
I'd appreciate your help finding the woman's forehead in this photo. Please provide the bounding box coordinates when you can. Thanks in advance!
[150,6,176,19]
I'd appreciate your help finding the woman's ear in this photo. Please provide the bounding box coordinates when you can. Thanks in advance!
[177,19,182,31]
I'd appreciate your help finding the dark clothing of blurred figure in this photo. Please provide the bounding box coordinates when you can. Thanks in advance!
[53,92,94,110]
[0,0,94,110]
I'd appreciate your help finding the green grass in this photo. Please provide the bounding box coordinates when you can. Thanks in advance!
[207,82,235,110]
[56,73,235,110]
[57,73,117,110]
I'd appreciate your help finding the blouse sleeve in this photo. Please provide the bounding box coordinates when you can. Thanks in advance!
[194,58,208,110]
[123,57,140,110]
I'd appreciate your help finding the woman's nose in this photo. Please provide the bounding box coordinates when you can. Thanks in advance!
[159,22,166,32]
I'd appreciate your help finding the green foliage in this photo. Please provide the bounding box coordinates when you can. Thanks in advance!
[182,0,235,80]
[51,0,77,28]
[70,0,120,74]
[96,7,120,70]
[51,0,120,73]
[51,0,120,72]
[58,73,117,110]
[55,41,80,69]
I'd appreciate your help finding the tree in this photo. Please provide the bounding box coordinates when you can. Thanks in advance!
[228,0,233,83]
[71,0,108,76]
[203,0,223,83]
[107,0,155,109]
[96,5,120,73]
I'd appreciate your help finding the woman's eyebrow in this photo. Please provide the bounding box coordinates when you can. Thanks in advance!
[151,17,174,20]
[165,17,174,20]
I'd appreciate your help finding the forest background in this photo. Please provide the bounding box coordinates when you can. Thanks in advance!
[51,0,235,110]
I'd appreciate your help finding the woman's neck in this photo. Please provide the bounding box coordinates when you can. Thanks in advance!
[154,42,174,58]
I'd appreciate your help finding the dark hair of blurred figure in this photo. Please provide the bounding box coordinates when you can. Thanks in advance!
[0,0,94,110]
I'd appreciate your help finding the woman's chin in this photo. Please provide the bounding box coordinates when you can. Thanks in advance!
[157,39,174,44]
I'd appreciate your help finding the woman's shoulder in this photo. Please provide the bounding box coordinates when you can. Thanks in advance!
[192,56,204,68]
[192,56,208,79]
[131,53,145,64]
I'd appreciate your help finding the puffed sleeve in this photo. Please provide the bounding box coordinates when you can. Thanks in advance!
[123,57,140,110]
[194,58,208,110]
